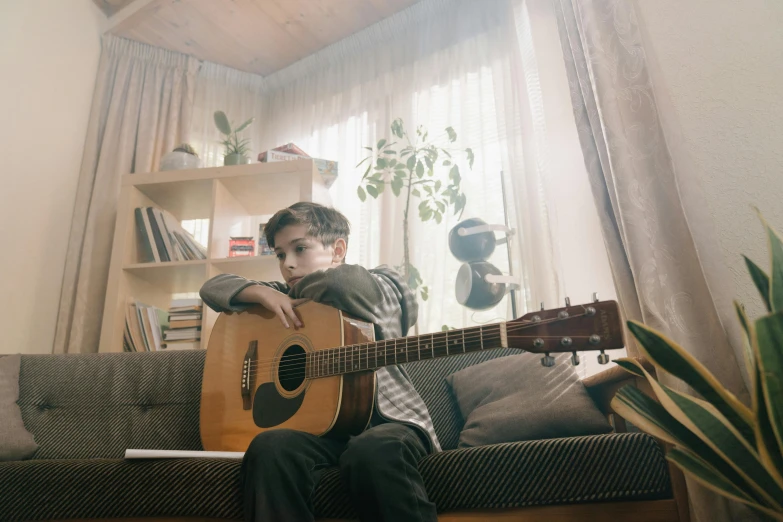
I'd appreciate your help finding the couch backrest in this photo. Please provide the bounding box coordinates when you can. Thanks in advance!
[19,351,204,459]
[18,347,523,458]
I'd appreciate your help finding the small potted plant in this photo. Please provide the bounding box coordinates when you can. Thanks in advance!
[160,143,201,171]
[214,110,254,166]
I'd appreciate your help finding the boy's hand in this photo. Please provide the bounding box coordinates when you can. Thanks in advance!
[238,285,309,329]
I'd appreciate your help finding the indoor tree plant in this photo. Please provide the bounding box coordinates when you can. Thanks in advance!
[357,118,473,302]
[610,211,783,521]
[214,110,254,166]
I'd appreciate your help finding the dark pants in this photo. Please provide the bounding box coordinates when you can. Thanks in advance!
[241,423,437,522]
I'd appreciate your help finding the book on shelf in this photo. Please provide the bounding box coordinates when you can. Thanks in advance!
[124,300,169,352]
[163,298,203,349]
[134,206,207,263]
[257,143,338,188]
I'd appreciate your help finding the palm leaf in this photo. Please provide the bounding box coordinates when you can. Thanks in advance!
[213,111,232,135]
[635,361,783,508]
[627,320,755,443]
[744,255,772,312]
[758,209,783,312]
[735,301,756,378]
[667,447,783,520]
[234,117,254,133]
[753,312,783,478]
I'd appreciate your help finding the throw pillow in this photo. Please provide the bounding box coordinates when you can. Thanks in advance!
[0,354,38,460]
[446,352,612,447]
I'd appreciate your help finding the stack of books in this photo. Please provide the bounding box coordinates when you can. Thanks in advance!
[163,298,203,350]
[258,143,338,188]
[135,206,207,263]
[123,300,169,352]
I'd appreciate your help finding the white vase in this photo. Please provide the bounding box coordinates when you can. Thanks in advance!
[160,151,202,171]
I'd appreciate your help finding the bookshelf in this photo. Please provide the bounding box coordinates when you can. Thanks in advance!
[99,160,331,353]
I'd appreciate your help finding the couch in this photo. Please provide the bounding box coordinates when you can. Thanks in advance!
[1,348,688,522]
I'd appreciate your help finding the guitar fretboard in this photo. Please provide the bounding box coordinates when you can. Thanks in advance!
[304,323,506,378]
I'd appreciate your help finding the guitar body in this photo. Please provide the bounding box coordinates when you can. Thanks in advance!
[200,301,377,452]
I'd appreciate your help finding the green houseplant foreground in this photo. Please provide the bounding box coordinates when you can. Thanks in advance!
[611,211,783,520]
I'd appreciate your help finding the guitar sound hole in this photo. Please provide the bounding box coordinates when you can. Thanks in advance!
[279,344,306,392]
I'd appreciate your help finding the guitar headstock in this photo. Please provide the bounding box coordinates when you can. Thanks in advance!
[506,295,625,367]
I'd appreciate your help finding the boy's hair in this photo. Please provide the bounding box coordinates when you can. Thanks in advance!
[264,202,351,251]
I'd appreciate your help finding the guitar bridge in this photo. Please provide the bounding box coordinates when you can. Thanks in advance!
[241,340,258,410]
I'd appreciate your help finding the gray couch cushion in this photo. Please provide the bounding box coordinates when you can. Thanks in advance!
[18,351,204,459]
[402,348,525,450]
[0,355,38,461]
[445,353,612,447]
[0,433,671,521]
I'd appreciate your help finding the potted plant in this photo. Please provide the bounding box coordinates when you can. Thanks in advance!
[610,210,783,520]
[214,110,254,166]
[160,143,201,171]
[356,118,473,304]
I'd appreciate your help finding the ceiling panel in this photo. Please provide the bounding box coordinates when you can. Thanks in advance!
[104,0,420,76]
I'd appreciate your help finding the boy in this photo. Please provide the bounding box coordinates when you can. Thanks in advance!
[200,202,440,522]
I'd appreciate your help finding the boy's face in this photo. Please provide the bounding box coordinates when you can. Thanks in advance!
[273,224,347,287]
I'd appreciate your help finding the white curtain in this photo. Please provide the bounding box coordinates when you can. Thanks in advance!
[187,0,616,355]
[54,35,198,353]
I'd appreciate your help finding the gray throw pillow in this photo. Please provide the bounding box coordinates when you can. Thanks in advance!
[446,352,612,447]
[0,354,38,460]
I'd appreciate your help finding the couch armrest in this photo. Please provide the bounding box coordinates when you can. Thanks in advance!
[582,357,655,421]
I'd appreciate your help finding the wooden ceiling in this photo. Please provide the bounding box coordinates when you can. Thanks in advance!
[95,0,420,76]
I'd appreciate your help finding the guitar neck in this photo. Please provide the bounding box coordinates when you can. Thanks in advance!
[304,323,507,379]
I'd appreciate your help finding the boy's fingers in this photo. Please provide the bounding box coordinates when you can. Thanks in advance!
[275,308,290,329]
[291,298,310,307]
[283,304,302,329]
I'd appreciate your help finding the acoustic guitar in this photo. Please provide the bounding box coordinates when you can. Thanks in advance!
[200,297,625,451]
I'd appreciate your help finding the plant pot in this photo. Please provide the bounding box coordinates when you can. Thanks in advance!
[224,153,250,166]
[160,151,201,171]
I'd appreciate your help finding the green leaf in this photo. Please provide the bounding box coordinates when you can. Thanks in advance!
[213,111,232,135]
[434,180,442,192]
[446,126,457,142]
[734,301,756,379]
[421,286,429,301]
[374,181,385,194]
[412,188,421,197]
[357,186,366,202]
[416,161,424,178]
[455,193,467,218]
[424,156,433,171]
[753,313,783,476]
[434,212,442,224]
[378,138,387,150]
[362,163,372,180]
[406,155,416,171]
[436,201,446,213]
[391,177,403,197]
[449,164,461,185]
[626,320,755,444]
[366,185,379,199]
[234,117,254,133]
[376,157,388,169]
[443,160,452,166]
[744,255,772,312]
[612,381,766,506]
[356,157,370,168]
[364,146,373,151]
[383,149,396,155]
[466,147,474,168]
[766,222,783,313]
[388,158,397,167]
[407,264,422,289]
[424,185,433,195]
[666,447,759,508]
[391,119,404,139]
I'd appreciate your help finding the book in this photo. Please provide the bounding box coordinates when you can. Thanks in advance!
[125,449,244,459]
[258,145,338,188]
[134,206,207,263]
[162,341,201,350]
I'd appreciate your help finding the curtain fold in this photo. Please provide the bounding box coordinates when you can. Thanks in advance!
[552,0,755,519]
[53,35,198,354]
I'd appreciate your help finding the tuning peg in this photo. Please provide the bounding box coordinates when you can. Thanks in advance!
[541,353,555,367]
[597,350,610,365]
[592,292,599,303]
[571,352,580,366]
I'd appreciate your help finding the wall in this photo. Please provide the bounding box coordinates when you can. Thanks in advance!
[633,0,783,319]
[0,0,103,354]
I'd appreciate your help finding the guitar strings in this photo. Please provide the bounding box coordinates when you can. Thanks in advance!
[244,313,575,375]
[244,312,603,379]
[246,312,593,377]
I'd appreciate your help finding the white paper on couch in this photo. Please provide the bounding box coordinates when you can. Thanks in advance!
[125,449,245,459]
